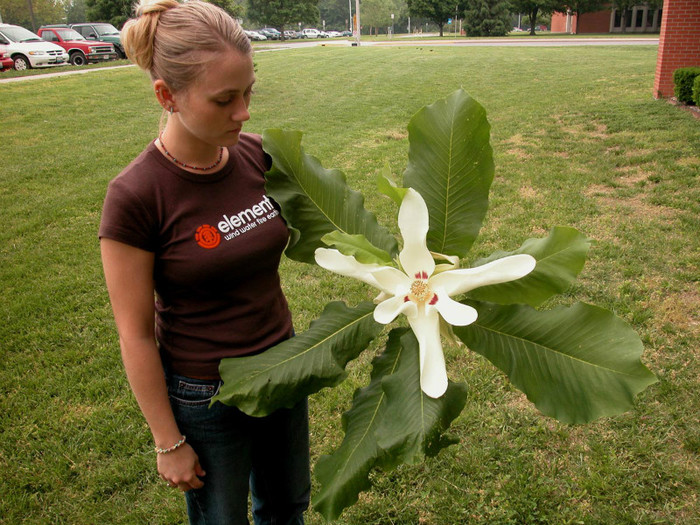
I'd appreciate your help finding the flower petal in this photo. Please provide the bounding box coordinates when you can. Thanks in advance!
[432,290,478,326]
[371,266,412,296]
[314,248,386,291]
[374,295,417,324]
[430,254,536,296]
[398,189,435,279]
[408,309,448,398]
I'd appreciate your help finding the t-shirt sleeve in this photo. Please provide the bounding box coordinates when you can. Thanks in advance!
[98,177,157,252]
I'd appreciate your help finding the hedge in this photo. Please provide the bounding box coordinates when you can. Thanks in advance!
[673,67,700,105]
[694,75,700,106]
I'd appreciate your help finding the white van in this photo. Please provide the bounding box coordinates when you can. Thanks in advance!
[0,23,69,70]
[301,28,321,39]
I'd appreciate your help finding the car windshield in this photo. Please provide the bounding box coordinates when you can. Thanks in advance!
[58,29,85,40]
[93,24,120,36]
[0,26,41,42]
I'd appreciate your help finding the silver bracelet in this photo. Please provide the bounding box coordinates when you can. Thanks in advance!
[155,435,186,455]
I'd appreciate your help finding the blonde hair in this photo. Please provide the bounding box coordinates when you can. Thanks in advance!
[122,0,252,92]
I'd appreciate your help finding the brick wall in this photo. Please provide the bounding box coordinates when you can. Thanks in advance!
[653,0,700,99]
[576,11,613,34]
[551,11,612,34]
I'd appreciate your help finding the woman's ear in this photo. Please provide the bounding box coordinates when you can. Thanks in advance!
[154,79,176,113]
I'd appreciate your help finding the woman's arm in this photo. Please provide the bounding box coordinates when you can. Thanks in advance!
[101,238,205,491]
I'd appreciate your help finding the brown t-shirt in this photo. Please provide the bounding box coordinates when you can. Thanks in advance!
[99,133,293,378]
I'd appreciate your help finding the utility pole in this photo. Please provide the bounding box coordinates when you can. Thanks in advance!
[354,0,361,46]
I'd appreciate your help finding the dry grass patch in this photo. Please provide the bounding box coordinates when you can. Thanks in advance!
[676,156,700,168]
[642,284,700,335]
[385,129,408,141]
[518,185,541,199]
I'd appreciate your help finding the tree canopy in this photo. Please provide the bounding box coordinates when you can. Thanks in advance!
[0,0,65,30]
[362,0,406,35]
[406,0,461,37]
[246,0,319,35]
[463,0,511,37]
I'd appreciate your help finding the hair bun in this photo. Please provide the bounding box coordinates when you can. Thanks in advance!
[136,0,180,17]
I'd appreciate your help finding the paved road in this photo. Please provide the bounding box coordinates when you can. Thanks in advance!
[256,35,659,50]
[1,37,658,83]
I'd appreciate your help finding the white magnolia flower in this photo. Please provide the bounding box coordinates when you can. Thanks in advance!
[315,188,536,398]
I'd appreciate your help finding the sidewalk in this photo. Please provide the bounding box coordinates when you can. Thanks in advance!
[0,64,135,83]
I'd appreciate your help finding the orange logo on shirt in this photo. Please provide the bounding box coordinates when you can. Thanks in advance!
[195,224,221,249]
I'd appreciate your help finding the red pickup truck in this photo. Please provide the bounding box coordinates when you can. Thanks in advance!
[37,25,117,66]
[0,45,14,71]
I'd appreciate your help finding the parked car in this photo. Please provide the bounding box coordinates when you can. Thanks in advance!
[38,26,117,66]
[244,30,267,41]
[283,30,300,39]
[0,45,15,71]
[259,28,281,40]
[0,23,68,70]
[341,30,352,37]
[300,28,321,39]
[326,31,342,38]
[70,22,125,58]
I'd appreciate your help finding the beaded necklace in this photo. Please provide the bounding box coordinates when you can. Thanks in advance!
[158,134,224,172]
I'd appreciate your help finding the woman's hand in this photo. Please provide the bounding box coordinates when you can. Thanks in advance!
[158,443,206,492]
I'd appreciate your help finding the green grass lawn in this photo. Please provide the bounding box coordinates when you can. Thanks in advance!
[1,44,698,524]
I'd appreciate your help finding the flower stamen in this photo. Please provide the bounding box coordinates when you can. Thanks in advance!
[409,279,432,303]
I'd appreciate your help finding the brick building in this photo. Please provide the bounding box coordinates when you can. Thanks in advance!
[653,0,700,99]
[551,4,663,34]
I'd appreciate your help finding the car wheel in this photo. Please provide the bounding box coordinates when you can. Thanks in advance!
[70,52,87,66]
[13,55,29,71]
[116,48,126,59]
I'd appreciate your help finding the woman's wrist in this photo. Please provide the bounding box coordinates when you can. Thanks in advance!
[155,435,187,454]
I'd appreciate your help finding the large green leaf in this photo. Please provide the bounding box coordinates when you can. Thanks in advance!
[377,330,469,464]
[314,328,468,520]
[468,226,591,307]
[403,89,494,258]
[313,329,403,521]
[215,301,383,417]
[262,129,398,264]
[321,230,394,265]
[454,301,658,424]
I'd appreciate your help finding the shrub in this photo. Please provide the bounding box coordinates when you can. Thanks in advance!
[673,67,700,105]
[693,75,700,106]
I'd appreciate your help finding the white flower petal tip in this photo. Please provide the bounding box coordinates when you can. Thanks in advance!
[373,296,416,324]
[509,254,537,276]
[421,368,448,399]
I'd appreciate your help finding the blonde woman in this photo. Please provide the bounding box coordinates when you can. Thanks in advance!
[99,1,310,523]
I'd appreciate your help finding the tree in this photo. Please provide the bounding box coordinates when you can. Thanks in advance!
[85,0,132,28]
[362,0,406,35]
[65,0,88,24]
[318,0,352,31]
[463,0,511,37]
[407,0,460,37]
[510,0,561,35]
[207,0,245,19]
[0,0,65,29]
[247,0,318,38]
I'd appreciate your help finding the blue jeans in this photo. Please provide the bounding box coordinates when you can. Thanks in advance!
[166,372,310,525]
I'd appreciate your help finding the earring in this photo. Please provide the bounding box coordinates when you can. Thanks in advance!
[169,106,174,114]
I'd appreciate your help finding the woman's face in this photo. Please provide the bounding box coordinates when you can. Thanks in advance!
[173,50,256,148]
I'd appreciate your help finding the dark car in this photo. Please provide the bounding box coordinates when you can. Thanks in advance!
[70,22,125,58]
[259,28,281,40]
